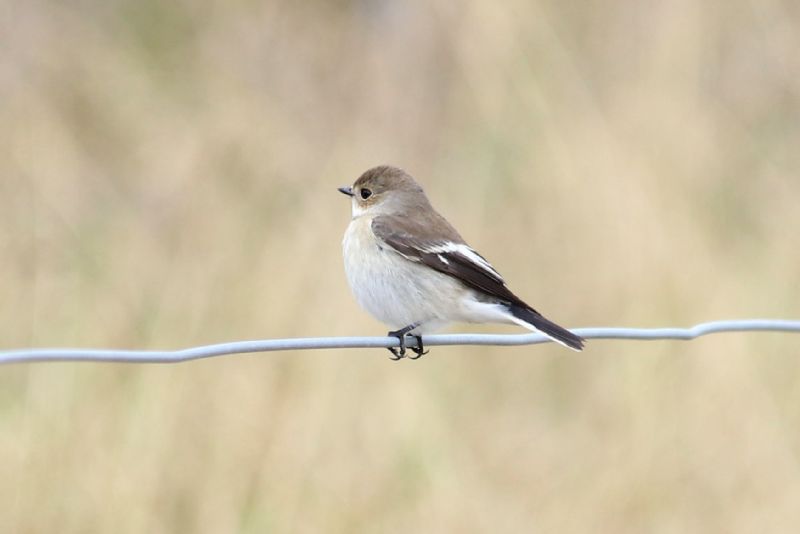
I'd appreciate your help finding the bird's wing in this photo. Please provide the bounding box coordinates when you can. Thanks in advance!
[371,215,525,306]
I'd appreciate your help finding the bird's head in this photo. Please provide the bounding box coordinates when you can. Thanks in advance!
[338,165,429,218]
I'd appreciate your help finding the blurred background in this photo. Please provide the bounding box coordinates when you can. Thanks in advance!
[1,0,799,532]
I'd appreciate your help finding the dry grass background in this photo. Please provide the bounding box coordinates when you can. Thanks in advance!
[1,0,799,532]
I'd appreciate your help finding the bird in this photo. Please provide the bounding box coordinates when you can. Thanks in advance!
[338,165,584,359]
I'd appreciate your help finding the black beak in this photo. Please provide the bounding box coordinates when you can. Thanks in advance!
[338,186,354,197]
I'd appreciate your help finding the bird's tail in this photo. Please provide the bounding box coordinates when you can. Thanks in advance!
[507,304,585,351]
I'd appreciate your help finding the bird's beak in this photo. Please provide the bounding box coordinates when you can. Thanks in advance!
[338,186,354,197]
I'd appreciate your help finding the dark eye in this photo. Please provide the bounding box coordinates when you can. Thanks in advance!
[360,188,372,200]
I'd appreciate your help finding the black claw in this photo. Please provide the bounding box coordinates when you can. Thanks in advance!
[387,323,424,361]
[408,335,429,359]
[387,329,408,360]
[387,346,405,360]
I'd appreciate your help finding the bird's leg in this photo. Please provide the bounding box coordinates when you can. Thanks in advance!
[387,323,420,360]
[408,335,429,359]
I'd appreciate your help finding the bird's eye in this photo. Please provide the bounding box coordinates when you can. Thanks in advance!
[360,188,372,200]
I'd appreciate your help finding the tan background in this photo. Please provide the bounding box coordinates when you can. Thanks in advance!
[1,1,799,532]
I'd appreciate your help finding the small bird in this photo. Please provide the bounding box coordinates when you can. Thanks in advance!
[339,165,584,359]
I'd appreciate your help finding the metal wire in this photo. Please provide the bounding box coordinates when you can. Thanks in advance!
[0,319,797,364]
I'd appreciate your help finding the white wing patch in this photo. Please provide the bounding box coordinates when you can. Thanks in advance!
[423,242,503,281]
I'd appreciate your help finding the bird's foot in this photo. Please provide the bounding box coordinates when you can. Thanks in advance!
[387,323,422,361]
[387,332,407,360]
[408,336,428,359]
[389,346,406,361]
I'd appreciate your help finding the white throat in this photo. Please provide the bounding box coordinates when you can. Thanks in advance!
[351,200,368,219]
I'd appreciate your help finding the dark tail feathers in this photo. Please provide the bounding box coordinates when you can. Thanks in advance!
[508,304,585,351]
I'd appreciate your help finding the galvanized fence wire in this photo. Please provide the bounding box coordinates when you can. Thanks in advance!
[0,319,798,365]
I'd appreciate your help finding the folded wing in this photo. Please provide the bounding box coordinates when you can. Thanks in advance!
[371,215,526,307]
[372,215,584,350]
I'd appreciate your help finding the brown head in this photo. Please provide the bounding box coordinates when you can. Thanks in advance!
[338,165,432,217]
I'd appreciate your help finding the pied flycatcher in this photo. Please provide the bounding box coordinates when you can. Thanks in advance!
[339,165,584,359]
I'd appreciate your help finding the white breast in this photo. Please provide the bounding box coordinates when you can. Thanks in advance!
[342,216,460,332]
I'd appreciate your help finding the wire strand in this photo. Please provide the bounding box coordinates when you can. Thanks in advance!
[0,319,798,364]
